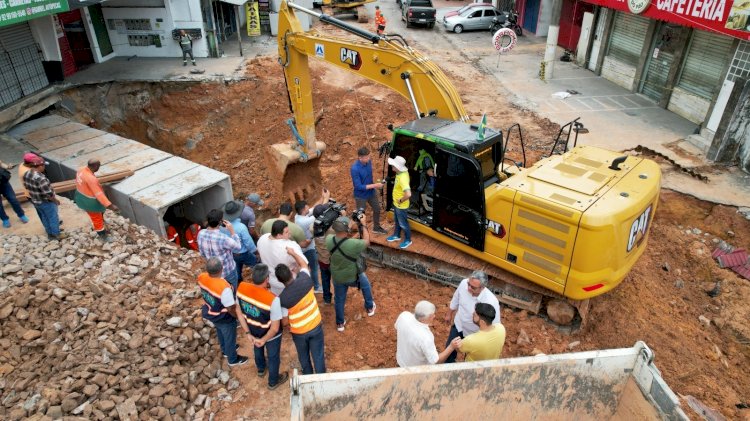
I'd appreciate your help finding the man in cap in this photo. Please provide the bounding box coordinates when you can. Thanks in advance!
[326,214,376,332]
[75,159,118,242]
[242,193,263,242]
[386,155,412,249]
[21,153,67,240]
[224,200,257,282]
[0,159,29,228]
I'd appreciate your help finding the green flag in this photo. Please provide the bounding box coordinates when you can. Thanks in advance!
[476,114,487,141]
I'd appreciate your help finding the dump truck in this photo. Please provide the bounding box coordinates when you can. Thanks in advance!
[275,1,661,324]
[290,342,689,420]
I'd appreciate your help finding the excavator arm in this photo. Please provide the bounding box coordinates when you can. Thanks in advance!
[273,0,468,172]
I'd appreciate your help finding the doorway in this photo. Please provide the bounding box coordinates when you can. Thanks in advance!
[88,4,113,57]
[57,9,94,73]
[640,23,682,103]
[523,0,539,33]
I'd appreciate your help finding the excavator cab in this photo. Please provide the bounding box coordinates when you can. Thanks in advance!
[386,117,504,251]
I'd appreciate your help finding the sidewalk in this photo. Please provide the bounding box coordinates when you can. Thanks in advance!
[477,35,750,207]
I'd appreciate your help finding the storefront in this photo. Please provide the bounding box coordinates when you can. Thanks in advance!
[0,1,69,108]
[582,0,748,133]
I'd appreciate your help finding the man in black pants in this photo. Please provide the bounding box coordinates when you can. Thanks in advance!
[350,147,387,234]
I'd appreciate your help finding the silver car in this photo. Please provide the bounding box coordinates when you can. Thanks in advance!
[442,4,502,34]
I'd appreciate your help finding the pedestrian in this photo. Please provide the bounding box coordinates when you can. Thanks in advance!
[443,270,500,363]
[256,220,307,295]
[75,159,119,243]
[0,159,29,228]
[453,303,506,362]
[375,6,387,35]
[326,215,376,332]
[21,153,67,240]
[386,155,412,249]
[260,202,310,248]
[278,248,327,375]
[351,147,387,234]
[313,204,335,304]
[224,200,257,282]
[197,209,242,290]
[198,257,248,367]
[241,193,263,242]
[235,263,288,389]
[294,189,331,294]
[178,29,196,66]
[395,301,460,367]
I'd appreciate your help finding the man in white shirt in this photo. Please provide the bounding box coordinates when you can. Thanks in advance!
[256,220,307,295]
[395,301,460,367]
[443,270,500,363]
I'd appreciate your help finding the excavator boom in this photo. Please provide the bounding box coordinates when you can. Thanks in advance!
[273,1,467,174]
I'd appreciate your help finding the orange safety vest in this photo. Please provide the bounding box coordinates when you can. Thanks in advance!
[75,166,111,207]
[236,283,277,337]
[167,225,180,245]
[184,224,201,251]
[376,14,386,26]
[197,272,232,321]
[286,289,322,335]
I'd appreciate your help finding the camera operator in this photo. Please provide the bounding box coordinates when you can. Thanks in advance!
[312,203,340,305]
[326,213,376,332]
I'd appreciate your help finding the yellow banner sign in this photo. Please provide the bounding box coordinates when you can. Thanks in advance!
[246,2,261,36]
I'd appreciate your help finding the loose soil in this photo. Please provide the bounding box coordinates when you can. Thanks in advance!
[55,39,750,421]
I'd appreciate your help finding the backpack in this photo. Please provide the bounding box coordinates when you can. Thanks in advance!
[330,237,367,275]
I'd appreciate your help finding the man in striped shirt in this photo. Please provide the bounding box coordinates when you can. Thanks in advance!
[21,153,67,240]
[197,209,242,290]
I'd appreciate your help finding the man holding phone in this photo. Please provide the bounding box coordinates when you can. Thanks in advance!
[197,208,242,290]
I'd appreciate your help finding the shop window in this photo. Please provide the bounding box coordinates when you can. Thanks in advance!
[727,41,750,83]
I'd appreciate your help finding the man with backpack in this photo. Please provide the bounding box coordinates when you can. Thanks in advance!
[326,215,376,332]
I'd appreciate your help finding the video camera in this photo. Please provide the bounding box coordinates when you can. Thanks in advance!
[313,199,346,237]
[351,208,365,223]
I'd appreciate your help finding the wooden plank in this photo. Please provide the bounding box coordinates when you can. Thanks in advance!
[6,115,68,137]
[43,133,121,164]
[13,170,134,202]
[21,122,88,143]
[62,139,149,169]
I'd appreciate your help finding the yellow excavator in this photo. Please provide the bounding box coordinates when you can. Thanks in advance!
[314,0,375,23]
[274,0,661,324]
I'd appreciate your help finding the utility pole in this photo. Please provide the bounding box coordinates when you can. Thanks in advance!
[235,5,243,56]
[542,0,563,81]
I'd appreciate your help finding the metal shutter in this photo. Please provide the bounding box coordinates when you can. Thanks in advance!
[606,12,649,67]
[677,30,734,100]
[0,21,48,107]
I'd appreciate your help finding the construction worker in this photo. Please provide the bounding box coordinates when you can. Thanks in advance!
[278,248,326,374]
[236,263,287,389]
[375,6,386,35]
[75,159,118,242]
[21,153,67,240]
[198,257,248,367]
[185,222,201,251]
[165,221,180,245]
[178,29,196,66]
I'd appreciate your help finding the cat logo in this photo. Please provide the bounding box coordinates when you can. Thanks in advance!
[627,205,652,252]
[486,219,506,238]
[340,47,362,70]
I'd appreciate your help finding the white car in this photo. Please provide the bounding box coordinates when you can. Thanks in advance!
[442,4,503,34]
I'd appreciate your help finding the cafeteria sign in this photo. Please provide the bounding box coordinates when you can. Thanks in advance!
[0,0,69,28]
[246,1,260,36]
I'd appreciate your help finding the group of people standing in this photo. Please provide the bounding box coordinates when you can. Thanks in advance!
[0,153,118,241]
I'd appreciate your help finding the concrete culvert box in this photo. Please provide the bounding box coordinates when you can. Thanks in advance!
[8,115,232,236]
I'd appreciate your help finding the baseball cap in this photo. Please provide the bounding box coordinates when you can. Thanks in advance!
[332,216,351,233]
[246,193,264,206]
[23,152,47,166]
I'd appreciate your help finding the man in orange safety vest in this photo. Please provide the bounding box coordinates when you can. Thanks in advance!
[75,159,118,242]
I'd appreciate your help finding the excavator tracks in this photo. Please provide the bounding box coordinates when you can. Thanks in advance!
[366,228,590,328]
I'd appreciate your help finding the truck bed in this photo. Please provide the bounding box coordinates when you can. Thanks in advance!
[290,342,688,420]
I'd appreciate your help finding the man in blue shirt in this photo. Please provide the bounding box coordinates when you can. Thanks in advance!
[350,147,387,234]
[224,200,257,282]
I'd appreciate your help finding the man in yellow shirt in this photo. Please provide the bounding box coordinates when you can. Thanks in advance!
[455,303,505,361]
[386,156,412,249]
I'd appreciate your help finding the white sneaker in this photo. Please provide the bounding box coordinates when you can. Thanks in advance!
[367,303,376,317]
[313,287,324,294]
[336,320,347,332]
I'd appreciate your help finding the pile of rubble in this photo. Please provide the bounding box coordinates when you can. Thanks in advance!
[0,215,239,420]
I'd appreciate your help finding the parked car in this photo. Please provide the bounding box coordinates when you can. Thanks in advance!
[443,4,503,33]
[402,0,436,28]
[443,3,493,19]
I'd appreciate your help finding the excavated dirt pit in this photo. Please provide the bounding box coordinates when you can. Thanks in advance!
[51,57,750,419]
